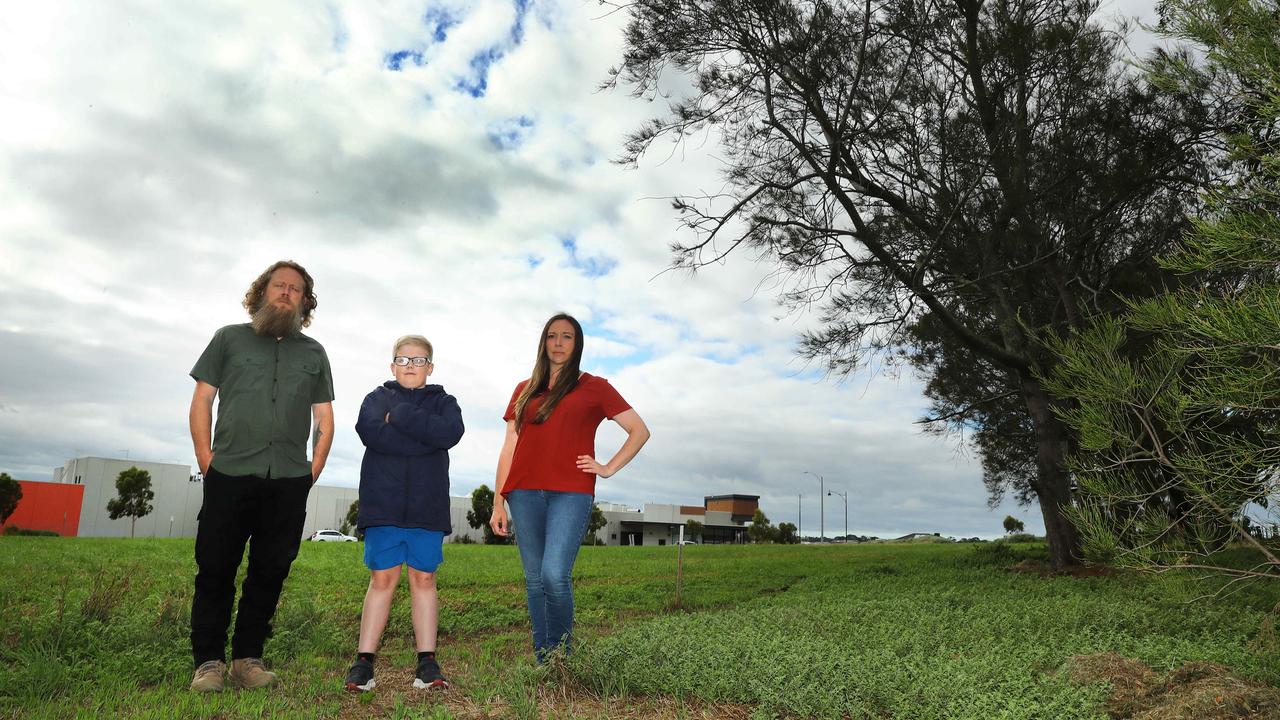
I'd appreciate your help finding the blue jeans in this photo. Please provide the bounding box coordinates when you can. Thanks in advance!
[505,489,593,660]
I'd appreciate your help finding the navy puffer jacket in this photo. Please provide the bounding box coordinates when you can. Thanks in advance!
[355,381,464,533]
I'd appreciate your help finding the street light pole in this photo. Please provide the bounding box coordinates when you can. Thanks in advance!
[828,491,848,542]
[804,471,824,542]
[797,493,802,540]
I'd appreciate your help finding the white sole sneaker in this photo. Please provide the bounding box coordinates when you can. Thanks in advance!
[412,678,448,691]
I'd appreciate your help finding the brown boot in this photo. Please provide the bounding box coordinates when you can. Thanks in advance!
[228,657,277,689]
[189,660,225,693]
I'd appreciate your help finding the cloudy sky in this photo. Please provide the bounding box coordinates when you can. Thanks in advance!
[0,0,1161,539]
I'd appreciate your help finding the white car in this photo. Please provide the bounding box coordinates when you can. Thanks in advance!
[310,529,358,542]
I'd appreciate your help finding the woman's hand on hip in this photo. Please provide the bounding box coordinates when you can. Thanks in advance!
[576,455,611,478]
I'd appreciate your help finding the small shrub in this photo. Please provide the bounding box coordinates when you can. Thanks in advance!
[80,573,132,623]
[2,526,59,537]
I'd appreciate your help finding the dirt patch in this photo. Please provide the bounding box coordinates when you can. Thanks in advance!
[1063,652,1280,719]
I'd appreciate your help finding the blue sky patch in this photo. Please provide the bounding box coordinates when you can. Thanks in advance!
[384,49,426,71]
[455,46,503,97]
[327,5,349,52]
[526,255,543,269]
[561,236,617,278]
[487,115,535,150]
[450,1,533,98]
[423,7,458,42]
[510,0,531,44]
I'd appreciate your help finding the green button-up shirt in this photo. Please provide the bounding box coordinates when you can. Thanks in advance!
[191,323,335,479]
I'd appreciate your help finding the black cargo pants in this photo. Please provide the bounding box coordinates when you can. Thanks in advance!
[190,465,311,666]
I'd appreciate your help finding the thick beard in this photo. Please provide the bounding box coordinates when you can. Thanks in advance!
[251,299,303,337]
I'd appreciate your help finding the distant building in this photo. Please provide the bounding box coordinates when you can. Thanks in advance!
[9,456,761,545]
[592,494,760,546]
[1,478,84,536]
[893,532,945,542]
[35,456,500,541]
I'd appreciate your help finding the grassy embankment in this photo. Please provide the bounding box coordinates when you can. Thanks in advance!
[1,539,1277,719]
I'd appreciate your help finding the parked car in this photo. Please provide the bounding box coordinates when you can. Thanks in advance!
[310,529,358,542]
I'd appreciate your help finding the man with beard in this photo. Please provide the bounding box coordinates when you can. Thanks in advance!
[187,260,335,692]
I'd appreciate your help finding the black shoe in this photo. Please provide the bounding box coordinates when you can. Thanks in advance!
[344,658,375,693]
[412,656,448,691]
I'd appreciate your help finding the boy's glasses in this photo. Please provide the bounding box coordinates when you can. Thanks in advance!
[393,356,431,367]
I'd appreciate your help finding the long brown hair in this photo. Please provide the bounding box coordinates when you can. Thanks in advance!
[513,313,584,431]
[242,260,318,328]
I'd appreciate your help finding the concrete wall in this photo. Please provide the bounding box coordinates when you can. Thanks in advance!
[56,457,201,538]
[2,480,84,535]
[303,489,481,543]
[54,457,487,541]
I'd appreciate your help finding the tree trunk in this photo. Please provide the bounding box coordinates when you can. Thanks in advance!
[130,517,136,538]
[1020,374,1082,569]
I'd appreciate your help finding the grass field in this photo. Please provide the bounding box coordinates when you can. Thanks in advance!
[1,538,1278,719]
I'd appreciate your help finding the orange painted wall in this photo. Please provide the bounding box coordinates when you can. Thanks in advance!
[706,497,758,516]
[2,481,84,536]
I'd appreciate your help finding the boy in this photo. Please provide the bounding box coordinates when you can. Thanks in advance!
[344,335,464,692]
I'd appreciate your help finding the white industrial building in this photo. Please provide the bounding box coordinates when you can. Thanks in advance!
[44,456,756,544]
[49,456,487,542]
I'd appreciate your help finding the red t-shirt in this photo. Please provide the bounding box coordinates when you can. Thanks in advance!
[501,373,632,495]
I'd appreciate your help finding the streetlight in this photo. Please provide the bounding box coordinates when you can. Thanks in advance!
[804,471,824,542]
[827,491,848,542]
[797,493,802,540]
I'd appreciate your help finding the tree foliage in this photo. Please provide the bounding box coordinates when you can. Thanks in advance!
[777,521,800,544]
[748,508,777,543]
[1045,0,1280,584]
[342,499,361,539]
[0,473,21,527]
[1003,515,1026,534]
[685,518,704,542]
[583,503,608,545]
[466,484,510,545]
[106,466,154,538]
[614,0,1212,568]
[0,473,21,526]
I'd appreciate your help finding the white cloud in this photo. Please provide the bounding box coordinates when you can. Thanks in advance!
[1,0,1164,540]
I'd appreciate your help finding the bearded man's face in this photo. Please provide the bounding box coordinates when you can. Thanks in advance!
[251,267,306,337]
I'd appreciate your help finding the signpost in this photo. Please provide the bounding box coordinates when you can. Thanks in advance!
[676,525,685,608]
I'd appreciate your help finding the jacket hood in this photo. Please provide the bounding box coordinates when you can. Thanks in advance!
[381,380,445,395]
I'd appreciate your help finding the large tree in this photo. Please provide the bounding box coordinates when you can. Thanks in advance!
[1045,0,1280,583]
[106,466,155,538]
[615,0,1211,567]
[0,473,21,526]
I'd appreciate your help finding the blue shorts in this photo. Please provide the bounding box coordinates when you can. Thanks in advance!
[362,526,445,572]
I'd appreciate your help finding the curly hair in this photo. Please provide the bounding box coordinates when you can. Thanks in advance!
[242,260,318,328]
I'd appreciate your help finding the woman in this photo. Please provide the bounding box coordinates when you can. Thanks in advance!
[490,313,650,662]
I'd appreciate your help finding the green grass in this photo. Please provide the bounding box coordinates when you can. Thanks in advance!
[0,539,1276,719]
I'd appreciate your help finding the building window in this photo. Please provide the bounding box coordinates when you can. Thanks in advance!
[610,533,617,539]
[658,539,666,546]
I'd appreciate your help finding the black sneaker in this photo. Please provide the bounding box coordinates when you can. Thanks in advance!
[412,655,448,691]
[343,658,375,693]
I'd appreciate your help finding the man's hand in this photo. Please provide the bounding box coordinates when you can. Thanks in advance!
[190,380,219,476]
[311,401,335,486]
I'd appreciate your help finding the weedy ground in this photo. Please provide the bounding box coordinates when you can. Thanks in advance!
[1,539,1276,719]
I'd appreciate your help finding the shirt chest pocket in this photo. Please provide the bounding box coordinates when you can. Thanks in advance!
[226,354,267,393]
[282,360,319,398]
